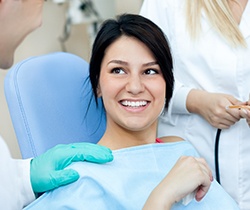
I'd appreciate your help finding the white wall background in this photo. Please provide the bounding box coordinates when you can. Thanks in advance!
[0,0,143,158]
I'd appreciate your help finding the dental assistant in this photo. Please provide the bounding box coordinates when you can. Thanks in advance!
[0,0,113,209]
[140,0,250,209]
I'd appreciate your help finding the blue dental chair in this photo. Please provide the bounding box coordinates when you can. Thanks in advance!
[4,52,106,159]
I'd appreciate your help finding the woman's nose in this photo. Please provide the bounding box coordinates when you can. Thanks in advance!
[125,75,145,95]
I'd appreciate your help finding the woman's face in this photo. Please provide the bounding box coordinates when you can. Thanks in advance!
[0,0,44,69]
[99,36,166,133]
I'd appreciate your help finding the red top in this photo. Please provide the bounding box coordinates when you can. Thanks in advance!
[156,138,163,143]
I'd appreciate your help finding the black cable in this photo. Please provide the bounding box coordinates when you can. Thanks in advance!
[214,128,221,184]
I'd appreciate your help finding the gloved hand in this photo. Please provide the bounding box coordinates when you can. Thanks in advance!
[30,143,113,193]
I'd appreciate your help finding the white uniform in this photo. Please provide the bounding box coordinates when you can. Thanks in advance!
[140,0,250,209]
[0,137,35,209]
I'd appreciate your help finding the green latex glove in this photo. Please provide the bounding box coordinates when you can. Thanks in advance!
[30,143,113,193]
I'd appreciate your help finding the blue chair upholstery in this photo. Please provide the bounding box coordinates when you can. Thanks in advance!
[4,52,106,159]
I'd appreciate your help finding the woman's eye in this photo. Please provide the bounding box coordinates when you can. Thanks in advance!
[144,69,159,75]
[111,68,125,74]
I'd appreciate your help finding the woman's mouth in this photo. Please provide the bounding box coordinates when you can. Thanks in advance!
[120,100,148,108]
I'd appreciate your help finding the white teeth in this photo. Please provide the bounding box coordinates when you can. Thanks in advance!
[121,100,147,107]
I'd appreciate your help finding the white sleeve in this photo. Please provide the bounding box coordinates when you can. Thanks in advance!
[0,137,35,210]
[170,80,192,115]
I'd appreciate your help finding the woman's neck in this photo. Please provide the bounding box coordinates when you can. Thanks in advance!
[98,123,157,150]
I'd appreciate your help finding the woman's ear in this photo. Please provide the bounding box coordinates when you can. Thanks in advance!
[97,84,102,97]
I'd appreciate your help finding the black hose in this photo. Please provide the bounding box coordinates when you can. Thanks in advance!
[214,128,221,184]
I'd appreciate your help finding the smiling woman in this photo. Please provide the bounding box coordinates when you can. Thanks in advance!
[98,36,166,145]
[23,14,239,210]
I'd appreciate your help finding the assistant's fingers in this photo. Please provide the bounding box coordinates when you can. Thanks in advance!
[70,143,114,163]
[208,108,239,129]
[239,108,250,119]
[214,108,240,128]
[53,143,113,167]
[225,108,241,121]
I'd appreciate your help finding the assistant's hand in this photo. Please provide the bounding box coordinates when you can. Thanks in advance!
[30,143,113,193]
[245,95,250,126]
[187,90,243,129]
[236,94,250,127]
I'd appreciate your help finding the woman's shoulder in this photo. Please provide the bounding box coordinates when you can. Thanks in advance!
[160,136,184,143]
[159,136,200,157]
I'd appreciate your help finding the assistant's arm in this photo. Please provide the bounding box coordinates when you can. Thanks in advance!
[0,138,34,210]
[0,137,113,209]
[30,142,113,193]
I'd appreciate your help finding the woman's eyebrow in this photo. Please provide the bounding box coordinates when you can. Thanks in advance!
[143,61,158,67]
[108,60,128,65]
[107,60,158,66]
